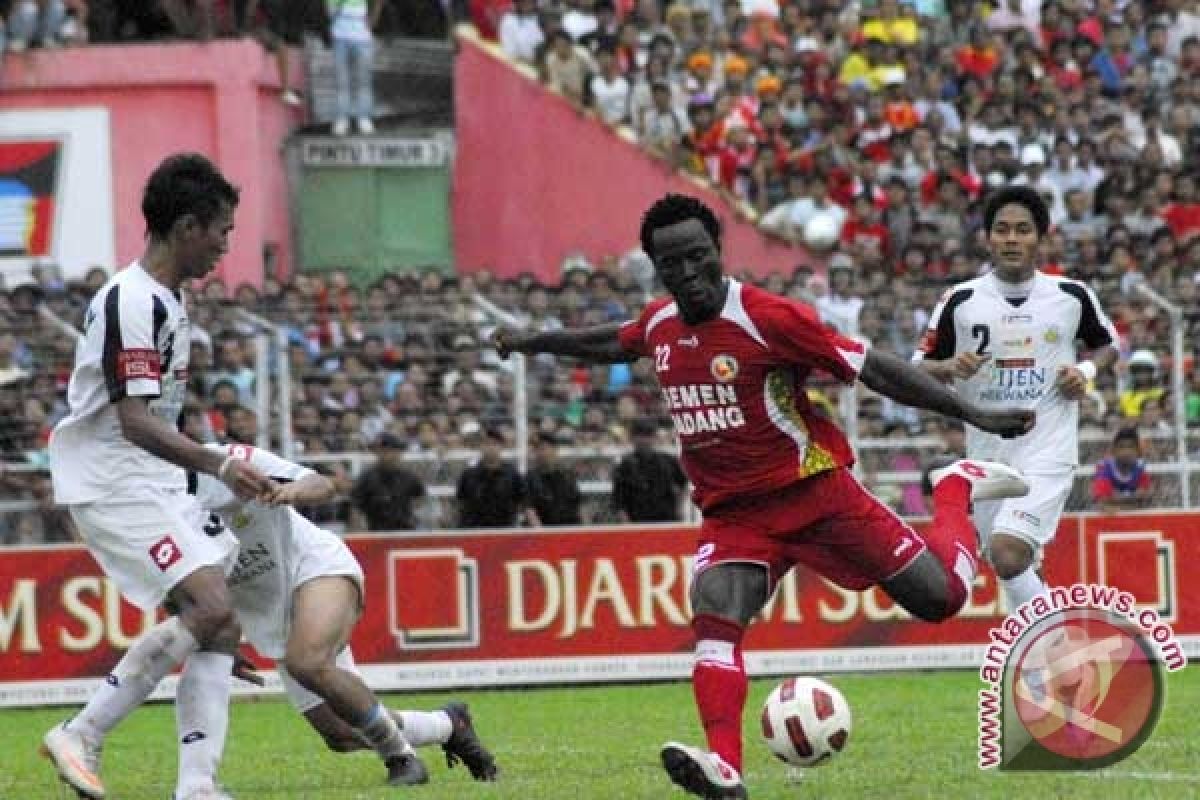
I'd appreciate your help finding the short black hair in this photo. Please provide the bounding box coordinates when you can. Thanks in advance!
[142,153,239,240]
[640,193,722,259]
[983,185,1050,236]
[1113,427,1141,448]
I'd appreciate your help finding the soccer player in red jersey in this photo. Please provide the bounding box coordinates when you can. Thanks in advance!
[494,194,1035,799]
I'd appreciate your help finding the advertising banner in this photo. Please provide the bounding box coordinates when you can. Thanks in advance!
[1,514,1197,707]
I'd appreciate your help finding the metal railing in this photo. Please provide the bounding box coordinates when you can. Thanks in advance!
[3,290,1195,541]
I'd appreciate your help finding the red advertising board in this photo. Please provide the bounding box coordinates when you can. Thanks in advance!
[1,514,1197,707]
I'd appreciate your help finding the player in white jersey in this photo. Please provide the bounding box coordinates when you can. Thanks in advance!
[914,186,1118,613]
[42,154,271,800]
[193,441,498,785]
[59,437,498,790]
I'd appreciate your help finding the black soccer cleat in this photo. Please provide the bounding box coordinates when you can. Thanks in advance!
[441,702,498,781]
[386,753,430,786]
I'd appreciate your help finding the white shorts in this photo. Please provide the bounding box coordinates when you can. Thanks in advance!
[231,524,364,660]
[69,488,238,611]
[278,647,358,713]
[973,468,1074,552]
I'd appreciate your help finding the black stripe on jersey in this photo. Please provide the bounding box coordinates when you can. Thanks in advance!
[928,288,974,360]
[186,471,198,495]
[101,284,124,402]
[152,295,172,372]
[1056,282,1114,349]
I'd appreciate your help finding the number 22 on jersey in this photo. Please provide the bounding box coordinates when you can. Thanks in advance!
[655,344,671,372]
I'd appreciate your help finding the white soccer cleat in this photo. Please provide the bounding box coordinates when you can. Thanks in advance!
[930,459,1030,502]
[660,742,747,799]
[41,721,105,799]
[174,788,234,800]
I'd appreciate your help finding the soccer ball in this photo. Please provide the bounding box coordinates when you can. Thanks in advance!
[802,213,841,251]
[760,676,852,767]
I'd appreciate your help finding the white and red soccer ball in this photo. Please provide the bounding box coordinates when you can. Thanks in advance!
[760,676,852,767]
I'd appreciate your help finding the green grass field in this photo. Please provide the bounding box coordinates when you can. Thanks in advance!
[2,669,1197,799]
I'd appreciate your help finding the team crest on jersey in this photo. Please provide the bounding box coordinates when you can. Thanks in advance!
[1043,326,1061,344]
[232,511,251,529]
[710,354,739,382]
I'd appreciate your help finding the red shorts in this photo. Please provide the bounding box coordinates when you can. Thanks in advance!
[696,467,926,591]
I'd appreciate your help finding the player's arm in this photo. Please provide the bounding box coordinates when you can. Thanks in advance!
[1058,281,1121,399]
[858,349,1035,438]
[240,446,337,506]
[116,397,269,499]
[760,294,1031,437]
[912,287,988,383]
[1056,345,1118,399]
[493,323,638,364]
[260,473,337,506]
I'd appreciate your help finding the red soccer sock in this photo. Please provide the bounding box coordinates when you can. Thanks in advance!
[927,475,978,615]
[691,613,748,773]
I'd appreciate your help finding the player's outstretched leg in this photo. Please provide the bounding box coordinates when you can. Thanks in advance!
[283,577,427,786]
[438,702,499,781]
[885,460,1029,621]
[926,459,1029,614]
[301,693,498,780]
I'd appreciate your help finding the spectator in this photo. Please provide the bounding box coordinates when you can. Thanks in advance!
[242,0,309,106]
[350,432,427,531]
[1092,427,1153,512]
[524,431,582,526]
[639,80,687,163]
[498,0,541,63]
[455,428,529,528]
[327,0,382,136]
[206,334,255,404]
[1119,349,1167,418]
[543,27,594,107]
[160,0,214,39]
[223,404,258,446]
[588,43,630,126]
[18,474,77,544]
[611,419,687,523]
[815,255,864,337]
[6,0,82,49]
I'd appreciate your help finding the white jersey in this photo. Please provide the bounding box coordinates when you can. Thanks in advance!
[193,443,362,658]
[50,263,192,504]
[914,270,1116,469]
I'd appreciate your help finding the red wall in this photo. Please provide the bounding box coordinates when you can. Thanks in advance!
[452,33,815,284]
[0,41,303,288]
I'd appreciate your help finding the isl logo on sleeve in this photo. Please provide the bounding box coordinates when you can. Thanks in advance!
[978,584,1186,770]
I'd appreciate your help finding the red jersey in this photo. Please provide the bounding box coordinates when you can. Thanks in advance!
[617,280,866,511]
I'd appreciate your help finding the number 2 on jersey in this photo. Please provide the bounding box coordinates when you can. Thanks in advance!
[971,324,990,356]
[654,344,671,372]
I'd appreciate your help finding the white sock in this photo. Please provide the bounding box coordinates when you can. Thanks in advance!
[394,710,454,747]
[1001,567,1047,612]
[70,617,198,740]
[175,651,234,795]
[356,702,414,761]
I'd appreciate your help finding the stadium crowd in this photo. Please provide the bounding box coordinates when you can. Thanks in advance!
[0,1,447,59]
[2,0,1199,541]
